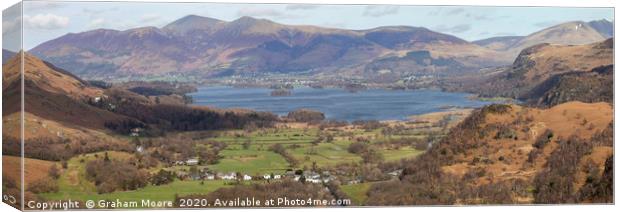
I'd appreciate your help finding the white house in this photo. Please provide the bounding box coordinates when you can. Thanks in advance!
[273,175,281,179]
[186,158,199,166]
[388,169,403,177]
[307,178,322,184]
[220,172,236,180]
[263,174,271,180]
[205,174,215,180]
[243,175,252,181]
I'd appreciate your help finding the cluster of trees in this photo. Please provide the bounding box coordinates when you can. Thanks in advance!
[104,119,149,135]
[138,138,226,166]
[85,153,150,194]
[196,141,227,165]
[101,99,278,134]
[352,120,386,131]
[347,142,384,164]
[532,136,593,203]
[120,81,198,96]
[578,155,613,203]
[286,109,325,123]
[150,169,175,186]
[3,136,134,161]
[269,144,298,167]
[493,124,519,140]
[531,122,613,203]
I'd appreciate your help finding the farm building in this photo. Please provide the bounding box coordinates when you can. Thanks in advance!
[186,158,199,166]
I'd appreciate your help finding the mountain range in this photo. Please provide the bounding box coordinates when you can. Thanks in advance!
[28,16,612,81]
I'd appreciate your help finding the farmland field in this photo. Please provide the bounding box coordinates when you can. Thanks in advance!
[341,182,374,205]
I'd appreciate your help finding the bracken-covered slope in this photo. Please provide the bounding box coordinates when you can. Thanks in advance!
[366,102,613,204]
[2,52,128,133]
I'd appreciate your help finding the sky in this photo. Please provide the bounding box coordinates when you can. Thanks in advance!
[2,1,614,51]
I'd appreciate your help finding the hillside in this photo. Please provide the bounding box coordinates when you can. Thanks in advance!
[451,38,613,106]
[473,36,524,51]
[29,15,505,81]
[366,102,613,204]
[3,51,109,130]
[2,49,16,65]
[2,54,141,168]
[2,53,125,128]
[509,21,608,55]
[534,65,612,107]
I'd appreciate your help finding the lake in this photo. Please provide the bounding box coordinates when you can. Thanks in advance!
[189,86,498,121]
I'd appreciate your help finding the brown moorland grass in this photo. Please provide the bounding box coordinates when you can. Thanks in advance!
[3,155,55,187]
[442,101,612,186]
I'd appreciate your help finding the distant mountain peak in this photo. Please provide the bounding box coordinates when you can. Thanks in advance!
[230,16,277,27]
[587,19,613,38]
[163,14,225,34]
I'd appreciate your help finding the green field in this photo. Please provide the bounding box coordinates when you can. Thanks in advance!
[208,147,290,175]
[341,182,374,205]
[208,127,425,172]
[39,124,431,206]
[380,147,423,162]
[289,140,361,167]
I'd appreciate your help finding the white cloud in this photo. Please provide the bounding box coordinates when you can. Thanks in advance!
[363,6,399,17]
[23,13,69,30]
[88,18,107,29]
[2,17,21,35]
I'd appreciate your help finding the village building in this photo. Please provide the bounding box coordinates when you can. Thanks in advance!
[388,169,403,177]
[130,127,142,137]
[220,172,236,180]
[186,158,199,166]
[205,173,215,180]
[243,175,252,181]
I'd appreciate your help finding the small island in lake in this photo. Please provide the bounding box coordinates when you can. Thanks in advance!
[271,88,292,96]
